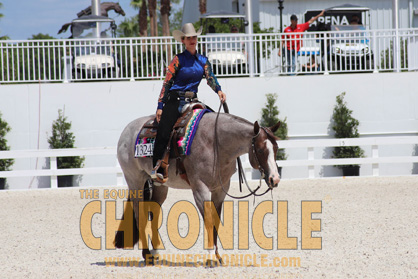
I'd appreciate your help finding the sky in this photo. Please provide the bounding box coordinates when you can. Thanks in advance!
[0,0,181,40]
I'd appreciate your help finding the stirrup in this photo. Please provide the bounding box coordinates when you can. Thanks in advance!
[151,170,165,183]
[151,163,168,184]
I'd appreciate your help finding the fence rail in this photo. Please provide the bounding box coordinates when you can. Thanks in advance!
[1,28,417,83]
[0,136,417,189]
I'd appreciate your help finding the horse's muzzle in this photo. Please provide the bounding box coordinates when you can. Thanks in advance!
[267,173,280,188]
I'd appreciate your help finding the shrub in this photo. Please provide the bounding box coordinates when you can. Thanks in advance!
[331,92,364,169]
[260,93,288,160]
[0,112,14,172]
[48,109,84,169]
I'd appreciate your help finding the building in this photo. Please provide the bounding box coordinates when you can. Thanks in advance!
[183,0,418,30]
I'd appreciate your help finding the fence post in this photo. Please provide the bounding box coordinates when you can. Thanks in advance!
[323,33,329,75]
[259,35,265,77]
[50,156,58,188]
[308,147,315,178]
[62,41,69,83]
[129,38,135,81]
[116,157,124,186]
[372,145,379,176]
[373,30,379,73]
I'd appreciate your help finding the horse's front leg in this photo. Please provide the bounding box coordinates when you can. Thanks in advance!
[210,184,229,265]
[191,180,228,266]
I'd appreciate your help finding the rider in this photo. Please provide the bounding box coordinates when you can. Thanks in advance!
[151,23,227,182]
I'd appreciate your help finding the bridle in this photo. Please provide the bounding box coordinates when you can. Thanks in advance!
[214,102,274,200]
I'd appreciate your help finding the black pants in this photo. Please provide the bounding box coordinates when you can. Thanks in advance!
[152,98,181,167]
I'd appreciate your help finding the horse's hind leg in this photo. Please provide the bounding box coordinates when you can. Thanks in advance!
[114,174,147,249]
[141,182,168,263]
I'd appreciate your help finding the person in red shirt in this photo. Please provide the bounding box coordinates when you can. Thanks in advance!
[281,10,324,74]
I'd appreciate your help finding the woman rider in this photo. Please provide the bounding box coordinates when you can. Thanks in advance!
[151,23,227,182]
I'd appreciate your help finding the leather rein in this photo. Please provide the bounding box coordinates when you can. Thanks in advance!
[214,102,272,200]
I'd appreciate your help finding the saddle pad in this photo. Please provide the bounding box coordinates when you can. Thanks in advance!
[177,108,210,155]
[134,109,209,158]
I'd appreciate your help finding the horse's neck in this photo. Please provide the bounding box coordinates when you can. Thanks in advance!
[216,114,253,158]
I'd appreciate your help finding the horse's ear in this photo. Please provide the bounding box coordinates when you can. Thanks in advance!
[254,121,260,135]
[269,121,281,133]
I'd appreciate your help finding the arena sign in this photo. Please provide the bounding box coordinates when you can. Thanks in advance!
[305,10,362,30]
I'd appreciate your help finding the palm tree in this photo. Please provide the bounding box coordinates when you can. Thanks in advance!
[131,0,148,37]
[148,0,158,37]
[160,0,171,36]
[118,16,139,37]
[0,2,8,40]
[199,0,206,15]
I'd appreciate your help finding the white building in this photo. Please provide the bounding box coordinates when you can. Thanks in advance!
[183,0,418,30]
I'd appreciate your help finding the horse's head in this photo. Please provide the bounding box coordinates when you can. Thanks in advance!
[249,121,281,188]
[114,3,126,16]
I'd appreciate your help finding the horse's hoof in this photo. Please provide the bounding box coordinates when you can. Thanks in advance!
[205,259,220,268]
[142,250,154,266]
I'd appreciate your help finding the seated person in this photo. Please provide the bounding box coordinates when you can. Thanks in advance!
[301,55,319,73]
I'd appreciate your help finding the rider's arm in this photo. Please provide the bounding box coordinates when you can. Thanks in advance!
[157,55,180,110]
[203,60,222,93]
[203,60,226,103]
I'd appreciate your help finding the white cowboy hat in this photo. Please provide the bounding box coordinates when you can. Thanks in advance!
[172,23,202,42]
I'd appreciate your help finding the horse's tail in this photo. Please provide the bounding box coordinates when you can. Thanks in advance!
[114,198,139,248]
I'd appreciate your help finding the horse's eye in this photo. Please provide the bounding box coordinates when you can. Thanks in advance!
[258,149,263,154]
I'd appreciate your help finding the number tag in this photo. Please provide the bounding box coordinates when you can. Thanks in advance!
[135,142,154,157]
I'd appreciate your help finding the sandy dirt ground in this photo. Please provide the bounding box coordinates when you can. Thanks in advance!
[1,176,417,279]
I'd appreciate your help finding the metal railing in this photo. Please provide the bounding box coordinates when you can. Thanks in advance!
[1,28,417,83]
[0,136,417,189]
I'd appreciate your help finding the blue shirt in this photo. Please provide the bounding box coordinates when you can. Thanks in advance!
[157,49,221,110]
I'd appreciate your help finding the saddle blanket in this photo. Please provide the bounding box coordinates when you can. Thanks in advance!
[134,108,210,157]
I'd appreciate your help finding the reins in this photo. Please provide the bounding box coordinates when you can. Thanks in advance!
[214,102,272,200]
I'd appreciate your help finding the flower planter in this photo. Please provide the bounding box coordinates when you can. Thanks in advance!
[58,175,73,187]
[342,165,360,176]
[0,178,5,190]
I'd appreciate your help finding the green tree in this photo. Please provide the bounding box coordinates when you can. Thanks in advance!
[0,112,14,172]
[260,93,288,160]
[331,92,364,169]
[29,33,55,40]
[48,110,84,170]
[0,2,8,40]
[117,16,139,37]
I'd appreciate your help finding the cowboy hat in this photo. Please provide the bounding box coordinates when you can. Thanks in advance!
[172,23,202,42]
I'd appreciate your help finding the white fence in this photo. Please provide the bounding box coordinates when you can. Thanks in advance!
[1,28,417,83]
[0,136,417,189]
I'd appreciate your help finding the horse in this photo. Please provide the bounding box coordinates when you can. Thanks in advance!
[114,111,281,264]
[76,2,126,18]
[58,2,125,36]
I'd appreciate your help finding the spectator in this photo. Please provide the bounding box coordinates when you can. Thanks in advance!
[208,25,216,34]
[350,15,360,25]
[230,25,239,33]
[280,10,324,75]
[301,55,319,74]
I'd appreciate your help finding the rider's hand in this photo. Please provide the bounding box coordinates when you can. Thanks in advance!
[218,91,226,103]
[156,109,162,123]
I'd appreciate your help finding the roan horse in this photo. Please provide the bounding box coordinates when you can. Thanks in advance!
[114,111,281,264]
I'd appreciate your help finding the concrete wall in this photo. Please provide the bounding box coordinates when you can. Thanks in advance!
[1,72,417,189]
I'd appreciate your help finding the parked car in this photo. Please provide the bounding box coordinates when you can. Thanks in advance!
[329,24,374,71]
[70,15,119,79]
[200,11,248,75]
[205,35,247,74]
